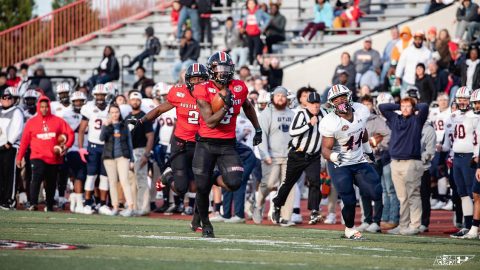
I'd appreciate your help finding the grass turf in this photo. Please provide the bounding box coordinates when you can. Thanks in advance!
[0,211,479,270]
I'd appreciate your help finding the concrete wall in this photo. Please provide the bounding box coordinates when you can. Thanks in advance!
[283,4,457,93]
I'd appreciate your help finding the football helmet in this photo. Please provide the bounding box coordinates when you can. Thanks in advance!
[327,84,352,114]
[207,51,235,85]
[455,86,472,112]
[56,82,72,104]
[470,88,480,114]
[185,63,209,91]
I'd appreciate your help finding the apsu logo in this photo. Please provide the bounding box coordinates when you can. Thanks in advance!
[0,240,79,250]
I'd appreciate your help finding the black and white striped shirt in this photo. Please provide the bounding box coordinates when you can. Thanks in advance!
[289,108,324,154]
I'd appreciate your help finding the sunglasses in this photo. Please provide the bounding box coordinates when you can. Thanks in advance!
[2,96,13,100]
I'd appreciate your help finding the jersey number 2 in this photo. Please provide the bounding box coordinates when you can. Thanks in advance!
[188,111,199,124]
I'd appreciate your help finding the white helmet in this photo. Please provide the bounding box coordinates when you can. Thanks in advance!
[153,82,171,98]
[104,82,118,95]
[3,86,18,97]
[257,90,270,104]
[376,92,394,105]
[456,86,472,99]
[56,82,72,94]
[327,84,352,114]
[70,91,87,102]
[92,84,108,96]
[23,89,41,99]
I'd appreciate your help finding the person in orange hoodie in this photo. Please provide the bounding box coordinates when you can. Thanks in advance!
[16,96,74,212]
[391,26,413,63]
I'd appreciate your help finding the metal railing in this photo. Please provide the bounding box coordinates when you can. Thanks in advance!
[0,0,163,67]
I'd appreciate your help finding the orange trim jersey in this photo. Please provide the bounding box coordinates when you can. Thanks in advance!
[193,80,248,139]
[166,84,199,142]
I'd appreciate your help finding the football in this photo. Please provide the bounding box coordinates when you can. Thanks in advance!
[53,145,64,155]
[211,89,226,113]
[57,134,67,145]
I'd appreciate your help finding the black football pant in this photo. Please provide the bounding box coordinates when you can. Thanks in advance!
[30,159,59,209]
[273,150,321,212]
[170,137,196,197]
[0,148,17,206]
[192,141,243,227]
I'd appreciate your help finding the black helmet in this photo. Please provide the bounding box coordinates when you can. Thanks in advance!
[185,63,209,91]
[206,51,235,85]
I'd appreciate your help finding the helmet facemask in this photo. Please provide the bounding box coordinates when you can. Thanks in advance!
[329,93,352,114]
[456,97,470,112]
[210,64,234,85]
[94,94,107,110]
[58,92,70,106]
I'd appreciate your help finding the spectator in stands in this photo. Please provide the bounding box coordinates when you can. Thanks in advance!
[426,0,453,14]
[125,27,161,68]
[241,0,271,65]
[19,63,30,81]
[379,97,429,235]
[6,66,20,87]
[225,17,248,68]
[87,46,120,89]
[259,56,283,90]
[115,95,127,106]
[0,73,7,93]
[197,0,213,44]
[294,0,333,42]
[454,0,480,41]
[461,45,480,91]
[334,0,362,30]
[31,65,54,101]
[265,3,286,53]
[238,65,251,81]
[100,104,135,217]
[381,26,399,81]
[169,1,181,42]
[132,66,154,97]
[177,0,201,41]
[353,37,381,89]
[436,29,453,70]
[172,28,200,82]
[425,27,437,52]
[395,31,432,95]
[391,26,412,63]
[428,60,449,94]
[332,52,356,91]
[415,63,436,104]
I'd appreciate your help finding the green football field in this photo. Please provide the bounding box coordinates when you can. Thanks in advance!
[0,211,479,270]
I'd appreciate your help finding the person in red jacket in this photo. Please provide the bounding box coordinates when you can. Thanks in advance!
[16,96,74,212]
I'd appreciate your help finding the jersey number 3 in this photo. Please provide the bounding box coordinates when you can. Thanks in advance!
[188,111,199,124]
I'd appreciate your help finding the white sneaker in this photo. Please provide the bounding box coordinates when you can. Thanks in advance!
[57,197,67,209]
[209,212,226,222]
[224,216,245,223]
[74,204,84,214]
[442,200,453,211]
[291,213,303,224]
[98,205,114,216]
[430,198,438,206]
[357,222,370,232]
[419,225,429,233]
[324,213,336,224]
[120,209,134,217]
[345,227,365,240]
[252,206,263,224]
[83,205,94,215]
[279,219,296,227]
[387,226,401,235]
[460,230,478,239]
[244,200,253,220]
[431,201,446,210]
[366,223,381,233]
[18,192,28,205]
[400,227,420,236]
[69,194,77,213]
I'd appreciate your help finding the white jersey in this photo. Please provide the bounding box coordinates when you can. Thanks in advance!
[141,98,156,113]
[50,101,71,118]
[63,108,86,152]
[428,107,451,144]
[81,101,109,145]
[320,102,370,167]
[443,110,479,154]
[158,108,176,147]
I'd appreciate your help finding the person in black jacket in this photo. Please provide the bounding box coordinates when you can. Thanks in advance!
[455,0,480,40]
[332,52,357,92]
[259,56,283,90]
[414,63,436,104]
[100,105,135,217]
[428,60,449,94]
[87,46,120,90]
[172,28,200,82]
[265,3,286,53]
[125,27,161,68]
[461,45,480,90]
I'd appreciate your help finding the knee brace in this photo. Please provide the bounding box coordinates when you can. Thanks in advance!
[84,175,97,191]
[99,175,109,191]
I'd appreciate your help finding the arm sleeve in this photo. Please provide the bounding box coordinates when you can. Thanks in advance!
[378,103,400,121]
[16,123,31,162]
[289,111,311,137]
[425,127,437,159]
[258,110,271,160]
[417,103,429,125]
[7,110,24,145]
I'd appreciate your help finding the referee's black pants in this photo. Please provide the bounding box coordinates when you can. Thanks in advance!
[192,140,244,227]
[0,147,17,206]
[30,159,59,209]
[273,150,321,212]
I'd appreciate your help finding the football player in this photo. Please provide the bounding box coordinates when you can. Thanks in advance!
[320,84,382,240]
[50,82,72,118]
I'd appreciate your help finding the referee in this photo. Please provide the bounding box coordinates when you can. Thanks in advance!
[272,92,323,225]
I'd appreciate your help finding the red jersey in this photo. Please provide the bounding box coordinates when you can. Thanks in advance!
[166,84,199,142]
[193,80,248,139]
